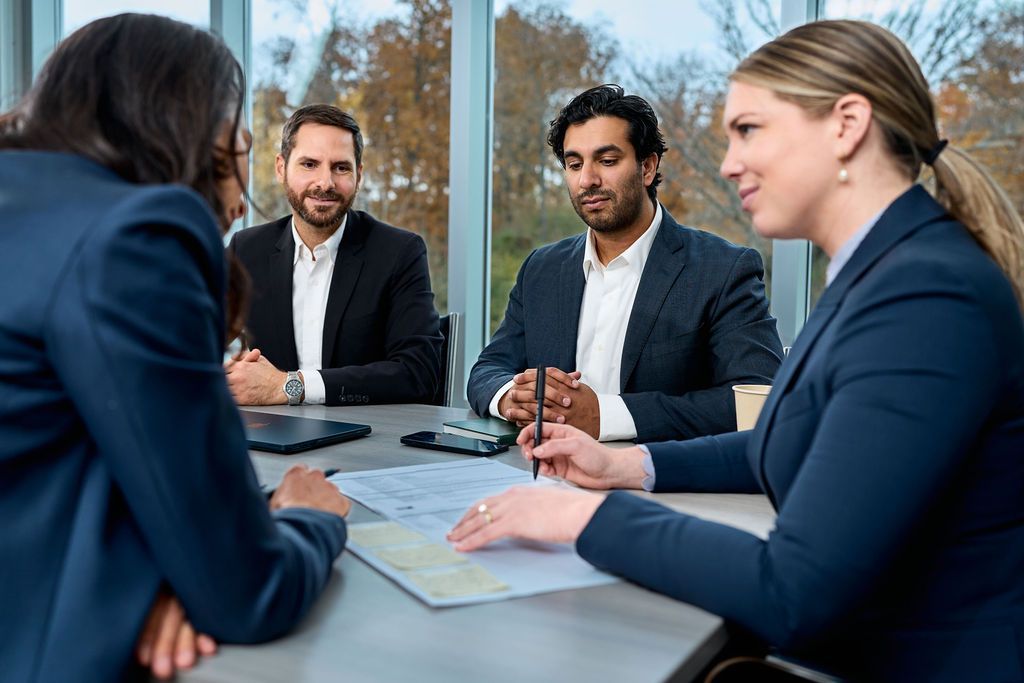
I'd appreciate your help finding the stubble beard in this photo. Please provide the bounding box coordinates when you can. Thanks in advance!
[570,167,648,235]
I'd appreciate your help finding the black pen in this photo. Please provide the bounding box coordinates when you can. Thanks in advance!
[264,467,340,500]
[533,365,545,480]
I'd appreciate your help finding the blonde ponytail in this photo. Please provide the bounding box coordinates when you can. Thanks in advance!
[928,145,1024,308]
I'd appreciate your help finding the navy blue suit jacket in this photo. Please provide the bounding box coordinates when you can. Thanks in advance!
[577,187,1024,681]
[0,152,347,683]
[468,208,783,442]
[228,214,442,405]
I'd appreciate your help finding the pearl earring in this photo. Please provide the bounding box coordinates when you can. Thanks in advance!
[838,167,849,183]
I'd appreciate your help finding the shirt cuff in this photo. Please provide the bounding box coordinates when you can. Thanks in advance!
[595,394,638,442]
[637,444,656,492]
[300,368,326,405]
[487,379,516,420]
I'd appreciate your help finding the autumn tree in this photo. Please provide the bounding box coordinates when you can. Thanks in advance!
[356,0,452,309]
[490,2,617,329]
[492,4,615,242]
[938,3,1024,217]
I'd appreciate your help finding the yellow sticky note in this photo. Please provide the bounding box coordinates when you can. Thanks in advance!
[348,521,427,548]
[407,564,509,599]
[376,543,468,570]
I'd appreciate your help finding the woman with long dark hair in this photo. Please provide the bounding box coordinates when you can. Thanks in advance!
[0,14,350,682]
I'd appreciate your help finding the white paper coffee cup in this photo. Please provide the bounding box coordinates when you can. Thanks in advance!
[733,384,772,431]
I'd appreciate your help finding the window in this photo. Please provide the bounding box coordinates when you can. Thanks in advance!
[811,0,1024,306]
[250,0,451,312]
[489,0,780,333]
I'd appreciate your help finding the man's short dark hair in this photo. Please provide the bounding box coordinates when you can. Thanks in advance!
[547,84,667,200]
[280,104,364,167]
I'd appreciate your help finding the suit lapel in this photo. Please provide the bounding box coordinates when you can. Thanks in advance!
[619,212,687,390]
[268,220,299,369]
[747,300,839,499]
[321,211,365,364]
[556,235,587,371]
[748,185,951,500]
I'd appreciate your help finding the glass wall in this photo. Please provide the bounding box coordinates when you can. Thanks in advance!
[489,0,781,333]
[810,0,1024,306]
[63,0,208,34]
[250,0,451,312]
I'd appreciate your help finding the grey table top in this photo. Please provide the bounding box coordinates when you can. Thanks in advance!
[181,404,776,683]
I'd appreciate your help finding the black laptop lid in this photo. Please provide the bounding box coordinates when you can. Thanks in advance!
[240,410,371,453]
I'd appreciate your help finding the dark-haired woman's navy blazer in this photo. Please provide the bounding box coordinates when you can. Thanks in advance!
[0,152,347,683]
[577,186,1024,682]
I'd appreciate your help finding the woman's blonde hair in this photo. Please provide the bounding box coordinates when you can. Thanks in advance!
[731,19,1024,307]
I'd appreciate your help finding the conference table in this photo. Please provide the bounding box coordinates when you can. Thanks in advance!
[182,404,776,683]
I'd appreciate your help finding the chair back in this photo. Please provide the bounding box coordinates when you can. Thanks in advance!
[433,312,461,406]
[706,656,844,683]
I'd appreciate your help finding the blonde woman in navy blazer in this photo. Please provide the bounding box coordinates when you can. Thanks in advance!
[449,21,1024,682]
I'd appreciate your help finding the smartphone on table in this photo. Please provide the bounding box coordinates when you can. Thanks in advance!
[400,431,509,456]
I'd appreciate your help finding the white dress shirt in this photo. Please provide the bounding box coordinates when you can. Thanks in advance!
[291,217,346,404]
[489,203,663,441]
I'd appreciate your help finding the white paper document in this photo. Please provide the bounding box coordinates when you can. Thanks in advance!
[330,459,618,607]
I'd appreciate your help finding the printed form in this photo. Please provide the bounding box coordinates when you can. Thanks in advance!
[330,459,618,607]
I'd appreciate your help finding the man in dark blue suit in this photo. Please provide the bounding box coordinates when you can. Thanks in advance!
[468,86,782,442]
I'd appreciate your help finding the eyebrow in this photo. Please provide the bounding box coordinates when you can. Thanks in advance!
[296,156,353,167]
[564,144,625,159]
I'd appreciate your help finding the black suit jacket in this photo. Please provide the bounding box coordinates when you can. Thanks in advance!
[228,211,442,405]
[468,208,783,442]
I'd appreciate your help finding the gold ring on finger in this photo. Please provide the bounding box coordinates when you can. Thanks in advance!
[477,502,493,524]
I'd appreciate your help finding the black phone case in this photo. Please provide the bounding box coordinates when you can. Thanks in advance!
[400,432,509,456]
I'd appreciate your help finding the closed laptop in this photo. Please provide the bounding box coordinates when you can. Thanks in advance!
[240,410,371,453]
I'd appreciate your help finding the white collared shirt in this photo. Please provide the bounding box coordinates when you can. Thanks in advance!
[292,216,346,404]
[488,203,663,441]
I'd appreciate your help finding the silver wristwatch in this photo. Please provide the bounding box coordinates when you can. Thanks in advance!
[283,371,304,406]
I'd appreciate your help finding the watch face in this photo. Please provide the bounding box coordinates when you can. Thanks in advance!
[285,379,304,397]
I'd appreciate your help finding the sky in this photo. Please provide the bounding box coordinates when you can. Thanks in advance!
[64,0,208,33]
[62,0,977,42]
[496,0,722,62]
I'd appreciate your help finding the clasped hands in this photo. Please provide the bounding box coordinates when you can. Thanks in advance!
[224,348,291,405]
[447,422,648,552]
[497,367,601,438]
